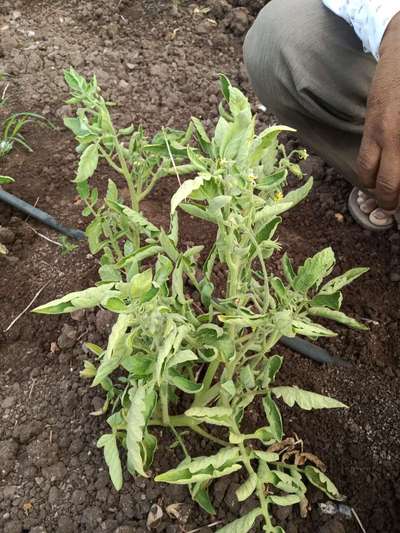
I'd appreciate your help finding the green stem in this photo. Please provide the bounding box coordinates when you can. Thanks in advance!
[238,441,273,531]
[192,359,220,407]
[149,416,229,447]
[139,164,196,200]
[160,383,170,426]
[190,425,229,447]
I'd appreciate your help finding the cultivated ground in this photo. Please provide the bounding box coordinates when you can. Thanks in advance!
[0,1,399,532]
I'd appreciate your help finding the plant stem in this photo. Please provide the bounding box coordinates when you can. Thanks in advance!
[238,441,273,531]
[192,359,220,407]
[160,383,170,426]
[149,416,229,446]
[190,425,228,447]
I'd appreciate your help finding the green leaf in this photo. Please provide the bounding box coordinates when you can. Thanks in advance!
[319,267,369,295]
[168,368,203,394]
[263,394,283,441]
[261,355,283,387]
[255,202,293,225]
[172,259,185,304]
[216,507,262,533]
[167,349,198,368]
[92,357,120,385]
[97,433,123,491]
[252,427,275,445]
[294,248,335,294]
[282,253,295,286]
[106,179,119,202]
[269,494,302,506]
[130,269,153,299]
[283,177,313,208]
[121,204,160,237]
[192,116,211,154]
[219,74,231,102]
[309,307,368,331]
[190,483,216,514]
[236,474,257,502]
[272,386,347,410]
[121,355,154,377]
[153,255,173,288]
[142,431,157,471]
[252,450,280,463]
[271,277,287,303]
[185,406,233,427]
[187,146,208,171]
[265,470,306,495]
[221,379,236,397]
[179,202,216,223]
[311,292,342,310]
[75,143,98,182]
[84,342,103,356]
[99,264,122,283]
[303,466,345,501]
[0,176,14,185]
[240,365,255,390]
[86,218,103,254]
[249,125,294,166]
[254,169,287,191]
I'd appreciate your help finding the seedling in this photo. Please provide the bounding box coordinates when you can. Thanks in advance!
[35,69,368,532]
[0,112,52,159]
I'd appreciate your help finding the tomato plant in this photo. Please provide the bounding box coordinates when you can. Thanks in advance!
[35,69,368,532]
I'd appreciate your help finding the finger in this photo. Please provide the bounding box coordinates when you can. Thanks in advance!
[375,147,400,210]
[357,135,381,189]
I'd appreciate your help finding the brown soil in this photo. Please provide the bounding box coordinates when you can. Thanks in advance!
[0,1,399,533]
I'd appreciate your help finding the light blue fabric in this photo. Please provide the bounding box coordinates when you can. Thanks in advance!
[322,0,400,58]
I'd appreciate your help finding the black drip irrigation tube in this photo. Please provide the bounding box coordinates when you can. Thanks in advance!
[1,189,350,367]
[280,335,351,367]
[0,188,85,241]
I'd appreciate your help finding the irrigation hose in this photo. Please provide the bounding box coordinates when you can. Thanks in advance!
[0,188,85,240]
[280,335,351,367]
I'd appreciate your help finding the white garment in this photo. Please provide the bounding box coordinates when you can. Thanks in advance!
[322,0,400,59]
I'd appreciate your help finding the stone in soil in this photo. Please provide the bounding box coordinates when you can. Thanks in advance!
[57,323,78,350]
[0,226,16,244]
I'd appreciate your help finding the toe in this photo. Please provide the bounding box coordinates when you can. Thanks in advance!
[369,208,394,227]
[359,198,377,214]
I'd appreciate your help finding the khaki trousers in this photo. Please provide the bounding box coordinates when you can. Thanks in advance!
[243,0,376,186]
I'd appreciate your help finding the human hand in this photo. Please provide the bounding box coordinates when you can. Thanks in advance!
[357,12,400,210]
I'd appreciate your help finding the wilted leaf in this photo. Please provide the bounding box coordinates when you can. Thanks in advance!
[185,406,233,427]
[236,474,257,502]
[303,466,345,501]
[294,248,335,294]
[75,143,98,182]
[263,394,283,441]
[319,267,369,295]
[216,507,262,533]
[269,494,302,506]
[272,386,347,410]
[171,174,209,214]
[309,307,368,331]
[97,433,123,491]
[155,448,241,485]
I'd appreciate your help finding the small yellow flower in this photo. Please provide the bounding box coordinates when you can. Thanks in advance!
[274,191,284,202]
